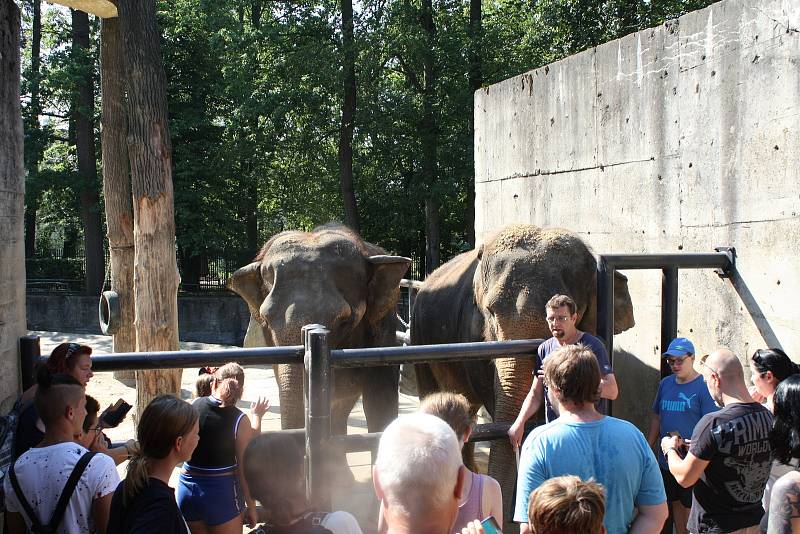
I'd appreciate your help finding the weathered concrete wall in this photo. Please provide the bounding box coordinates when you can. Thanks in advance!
[1,2,25,409]
[27,295,251,346]
[475,0,800,428]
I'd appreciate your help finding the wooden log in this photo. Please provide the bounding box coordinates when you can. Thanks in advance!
[118,0,181,415]
[100,16,136,382]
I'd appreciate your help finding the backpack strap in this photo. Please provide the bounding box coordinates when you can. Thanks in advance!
[46,451,97,531]
[9,459,44,530]
[9,451,97,532]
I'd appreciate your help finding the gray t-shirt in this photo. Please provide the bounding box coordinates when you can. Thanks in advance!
[535,332,613,422]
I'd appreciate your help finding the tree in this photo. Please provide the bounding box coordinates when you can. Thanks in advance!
[338,0,360,233]
[118,0,182,414]
[71,8,105,294]
[100,15,136,380]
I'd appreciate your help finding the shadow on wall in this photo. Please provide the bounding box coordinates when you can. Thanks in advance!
[613,348,662,433]
[730,270,783,350]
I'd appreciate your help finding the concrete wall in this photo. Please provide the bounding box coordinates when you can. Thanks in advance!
[27,295,251,346]
[0,2,25,410]
[475,0,800,428]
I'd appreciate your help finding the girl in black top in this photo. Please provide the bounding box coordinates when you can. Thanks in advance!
[108,395,200,534]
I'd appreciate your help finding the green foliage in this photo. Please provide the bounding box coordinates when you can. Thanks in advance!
[22,0,715,281]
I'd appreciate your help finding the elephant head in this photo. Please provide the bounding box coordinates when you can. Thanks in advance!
[227,224,410,431]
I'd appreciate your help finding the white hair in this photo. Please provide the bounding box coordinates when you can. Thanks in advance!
[375,412,463,517]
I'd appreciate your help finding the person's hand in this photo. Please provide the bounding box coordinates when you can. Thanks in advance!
[251,397,269,419]
[508,419,524,449]
[660,435,683,456]
[461,520,485,534]
[243,502,259,528]
[748,384,766,403]
[90,431,109,453]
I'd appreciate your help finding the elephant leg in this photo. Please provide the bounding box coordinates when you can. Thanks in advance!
[415,362,440,399]
[362,365,399,432]
[328,383,360,488]
[274,362,305,429]
[489,356,533,531]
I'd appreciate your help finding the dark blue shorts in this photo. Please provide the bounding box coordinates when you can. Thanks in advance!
[177,472,243,526]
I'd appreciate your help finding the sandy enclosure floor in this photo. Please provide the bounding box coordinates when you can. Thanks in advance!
[31,331,491,533]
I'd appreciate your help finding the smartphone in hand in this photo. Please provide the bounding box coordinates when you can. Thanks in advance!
[480,516,501,534]
[99,398,132,428]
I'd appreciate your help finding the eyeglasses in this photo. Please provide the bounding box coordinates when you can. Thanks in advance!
[546,315,571,324]
[666,356,690,366]
[699,353,720,379]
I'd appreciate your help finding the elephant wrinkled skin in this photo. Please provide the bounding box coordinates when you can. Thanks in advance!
[227,224,410,436]
[411,224,635,527]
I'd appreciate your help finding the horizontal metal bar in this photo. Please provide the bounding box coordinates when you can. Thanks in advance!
[600,252,732,270]
[330,339,543,368]
[400,278,425,290]
[46,345,305,372]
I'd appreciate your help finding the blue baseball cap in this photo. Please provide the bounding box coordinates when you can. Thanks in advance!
[663,337,695,357]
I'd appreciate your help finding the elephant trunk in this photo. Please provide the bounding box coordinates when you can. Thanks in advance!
[489,356,534,530]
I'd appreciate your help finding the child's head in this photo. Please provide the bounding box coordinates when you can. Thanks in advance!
[213,363,245,405]
[77,394,101,448]
[528,476,606,534]
[195,373,214,398]
[418,392,474,442]
[243,432,306,525]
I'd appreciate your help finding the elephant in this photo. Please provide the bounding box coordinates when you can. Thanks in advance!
[227,223,411,438]
[411,224,635,528]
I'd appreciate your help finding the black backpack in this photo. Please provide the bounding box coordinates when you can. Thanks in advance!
[0,397,32,513]
[9,450,97,533]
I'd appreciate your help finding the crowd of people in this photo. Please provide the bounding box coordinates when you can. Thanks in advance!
[3,294,800,534]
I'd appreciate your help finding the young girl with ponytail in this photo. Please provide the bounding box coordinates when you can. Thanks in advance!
[107,395,199,533]
[177,362,269,533]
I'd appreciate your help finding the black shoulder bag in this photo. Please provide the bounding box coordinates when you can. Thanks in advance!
[9,451,97,533]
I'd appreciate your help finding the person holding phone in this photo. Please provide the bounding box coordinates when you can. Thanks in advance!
[647,338,718,534]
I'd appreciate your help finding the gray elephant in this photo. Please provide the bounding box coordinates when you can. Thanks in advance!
[227,224,410,437]
[411,224,635,527]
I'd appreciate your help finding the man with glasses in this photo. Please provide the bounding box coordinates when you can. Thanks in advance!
[509,294,618,449]
[647,338,717,534]
[661,348,773,534]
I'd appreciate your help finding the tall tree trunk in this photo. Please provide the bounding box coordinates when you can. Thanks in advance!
[421,0,439,274]
[24,0,41,258]
[338,0,360,234]
[119,0,182,415]
[100,16,136,381]
[72,9,105,295]
[0,0,25,400]
[466,0,481,248]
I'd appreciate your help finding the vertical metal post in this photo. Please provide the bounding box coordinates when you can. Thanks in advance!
[596,257,615,362]
[596,258,616,417]
[305,326,332,509]
[661,267,679,379]
[19,335,41,390]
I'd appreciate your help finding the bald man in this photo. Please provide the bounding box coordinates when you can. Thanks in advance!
[661,348,773,534]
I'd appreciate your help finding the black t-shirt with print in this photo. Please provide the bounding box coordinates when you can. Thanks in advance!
[107,478,189,534]
[687,402,773,533]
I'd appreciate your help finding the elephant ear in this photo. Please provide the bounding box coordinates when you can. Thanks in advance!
[227,262,268,325]
[366,255,411,327]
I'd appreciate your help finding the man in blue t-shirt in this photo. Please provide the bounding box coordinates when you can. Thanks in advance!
[514,344,668,534]
[647,337,718,534]
[508,294,618,448]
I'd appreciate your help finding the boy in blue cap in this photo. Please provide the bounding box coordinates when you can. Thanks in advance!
[647,337,718,534]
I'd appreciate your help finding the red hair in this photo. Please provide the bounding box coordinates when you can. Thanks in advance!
[47,342,92,374]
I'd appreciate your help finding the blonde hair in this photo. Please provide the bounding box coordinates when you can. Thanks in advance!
[125,395,198,504]
[419,392,474,440]
[214,362,245,405]
[528,476,605,534]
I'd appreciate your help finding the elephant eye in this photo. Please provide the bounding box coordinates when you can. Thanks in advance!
[262,265,275,292]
